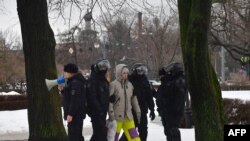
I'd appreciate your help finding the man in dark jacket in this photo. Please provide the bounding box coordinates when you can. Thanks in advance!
[120,63,155,141]
[87,59,110,141]
[156,63,187,141]
[60,63,87,141]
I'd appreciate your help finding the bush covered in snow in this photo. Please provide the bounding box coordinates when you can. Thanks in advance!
[224,98,250,124]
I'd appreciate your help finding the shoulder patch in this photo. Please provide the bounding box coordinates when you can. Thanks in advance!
[71,90,76,96]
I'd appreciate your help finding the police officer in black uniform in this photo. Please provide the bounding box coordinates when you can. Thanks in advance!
[60,63,87,141]
[87,59,111,141]
[156,62,187,141]
[120,63,155,141]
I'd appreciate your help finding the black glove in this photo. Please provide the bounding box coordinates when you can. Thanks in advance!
[109,94,116,103]
[150,110,155,121]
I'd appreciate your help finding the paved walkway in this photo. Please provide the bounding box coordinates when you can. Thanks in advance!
[0,126,93,141]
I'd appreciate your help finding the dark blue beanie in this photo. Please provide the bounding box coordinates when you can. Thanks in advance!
[64,63,78,73]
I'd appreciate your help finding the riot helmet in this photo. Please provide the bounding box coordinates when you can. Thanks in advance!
[159,62,184,80]
[132,63,148,75]
[94,59,111,72]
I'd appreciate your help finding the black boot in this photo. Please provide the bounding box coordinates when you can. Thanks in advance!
[119,133,127,141]
[169,127,181,141]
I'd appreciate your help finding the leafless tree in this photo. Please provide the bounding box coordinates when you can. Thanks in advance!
[141,13,181,69]
[96,1,181,79]
[50,0,176,73]
[210,0,250,80]
[56,25,102,69]
[210,0,250,61]
[0,30,24,85]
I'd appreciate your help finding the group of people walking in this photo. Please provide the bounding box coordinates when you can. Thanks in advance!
[59,59,188,141]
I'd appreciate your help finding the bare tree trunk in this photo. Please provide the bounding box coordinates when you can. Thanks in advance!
[178,0,224,141]
[17,0,68,141]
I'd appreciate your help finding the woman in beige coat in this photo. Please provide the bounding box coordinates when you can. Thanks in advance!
[109,64,141,141]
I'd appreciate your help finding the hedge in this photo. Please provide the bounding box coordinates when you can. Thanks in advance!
[1,95,249,125]
[0,95,28,110]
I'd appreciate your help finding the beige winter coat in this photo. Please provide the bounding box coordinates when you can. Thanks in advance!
[109,64,141,121]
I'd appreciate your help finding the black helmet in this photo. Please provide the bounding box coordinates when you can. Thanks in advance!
[159,62,184,77]
[94,59,111,72]
[132,63,148,75]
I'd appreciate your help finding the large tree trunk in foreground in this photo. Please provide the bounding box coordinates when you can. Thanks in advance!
[17,0,68,141]
[178,0,224,141]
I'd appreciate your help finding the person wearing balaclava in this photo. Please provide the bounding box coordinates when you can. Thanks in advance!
[59,63,87,141]
[120,63,155,141]
[109,64,141,141]
[87,59,111,141]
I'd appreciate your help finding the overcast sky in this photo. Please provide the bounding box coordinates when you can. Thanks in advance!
[0,1,20,33]
[0,0,170,39]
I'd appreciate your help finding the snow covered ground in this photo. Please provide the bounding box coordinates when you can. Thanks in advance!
[0,91,21,95]
[0,109,194,141]
[0,90,249,140]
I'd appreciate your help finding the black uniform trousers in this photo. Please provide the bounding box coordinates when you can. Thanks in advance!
[90,114,107,141]
[68,114,85,141]
[161,114,181,141]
